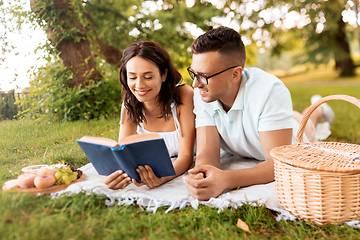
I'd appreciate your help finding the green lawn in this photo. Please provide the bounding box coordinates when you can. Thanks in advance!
[282,68,360,144]
[1,68,360,239]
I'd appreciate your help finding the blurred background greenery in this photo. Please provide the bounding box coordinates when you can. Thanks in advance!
[1,0,359,122]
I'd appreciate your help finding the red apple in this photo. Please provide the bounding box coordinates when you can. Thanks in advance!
[36,167,56,176]
[17,173,36,188]
[34,175,56,189]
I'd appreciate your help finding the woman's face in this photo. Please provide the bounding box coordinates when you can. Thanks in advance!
[126,56,166,104]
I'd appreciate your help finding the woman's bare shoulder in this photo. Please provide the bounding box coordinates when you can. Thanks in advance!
[177,84,194,102]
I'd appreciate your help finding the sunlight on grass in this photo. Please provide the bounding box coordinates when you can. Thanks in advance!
[272,67,360,84]
[0,118,120,179]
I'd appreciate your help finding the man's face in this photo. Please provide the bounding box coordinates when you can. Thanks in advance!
[190,51,233,103]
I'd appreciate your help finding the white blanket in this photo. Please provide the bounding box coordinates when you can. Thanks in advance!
[52,154,289,215]
[51,121,332,213]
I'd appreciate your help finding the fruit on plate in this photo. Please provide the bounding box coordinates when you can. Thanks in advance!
[2,179,20,191]
[2,161,84,192]
[17,173,37,188]
[54,163,82,185]
[34,175,56,189]
[36,167,56,176]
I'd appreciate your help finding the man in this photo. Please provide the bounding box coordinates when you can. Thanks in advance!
[183,26,299,201]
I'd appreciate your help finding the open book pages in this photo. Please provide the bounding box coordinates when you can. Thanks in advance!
[79,133,161,147]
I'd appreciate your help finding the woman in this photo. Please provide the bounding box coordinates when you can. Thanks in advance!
[104,41,195,190]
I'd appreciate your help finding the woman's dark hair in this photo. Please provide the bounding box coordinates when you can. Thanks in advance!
[191,26,246,68]
[119,41,182,125]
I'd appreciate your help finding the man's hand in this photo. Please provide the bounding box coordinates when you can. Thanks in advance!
[184,165,228,201]
[104,170,132,190]
[132,165,164,188]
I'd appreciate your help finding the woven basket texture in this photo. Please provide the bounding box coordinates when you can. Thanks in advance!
[270,95,360,225]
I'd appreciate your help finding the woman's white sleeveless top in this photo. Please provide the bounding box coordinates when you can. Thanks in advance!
[137,102,180,157]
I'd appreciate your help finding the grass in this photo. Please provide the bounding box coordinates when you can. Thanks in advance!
[281,68,360,144]
[1,68,360,239]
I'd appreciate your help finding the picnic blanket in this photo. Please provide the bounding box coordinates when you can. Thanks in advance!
[51,122,332,212]
[50,123,360,227]
[52,153,288,214]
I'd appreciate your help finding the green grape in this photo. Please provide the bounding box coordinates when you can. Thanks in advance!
[55,171,62,179]
[56,177,63,185]
[71,173,77,181]
[62,174,69,182]
[54,163,82,185]
[64,179,72,185]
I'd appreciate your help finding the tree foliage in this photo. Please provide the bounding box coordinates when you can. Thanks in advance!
[0,90,18,120]
[224,0,358,76]
[18,0,227,121]
[9,0,359,121]
[286,0,356,76]
[29,0,225,86]
[0,0,28,91]
[0,0,25,63]
[18,55,122,121]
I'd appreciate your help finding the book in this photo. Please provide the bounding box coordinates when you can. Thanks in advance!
[76,133,176,183]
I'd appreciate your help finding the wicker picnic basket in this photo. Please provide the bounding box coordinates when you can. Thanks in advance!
[270,95,360,225]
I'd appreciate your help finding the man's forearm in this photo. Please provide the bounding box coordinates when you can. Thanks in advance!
[224,159,275,190]
[194,151,221,169]
[194,126,222,169]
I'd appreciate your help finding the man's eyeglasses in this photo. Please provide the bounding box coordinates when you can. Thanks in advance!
[187,66,240,85]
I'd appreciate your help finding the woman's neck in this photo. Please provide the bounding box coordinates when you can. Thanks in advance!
[143,100,162,116]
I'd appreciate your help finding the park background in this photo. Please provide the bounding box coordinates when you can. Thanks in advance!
[1,0,360,239]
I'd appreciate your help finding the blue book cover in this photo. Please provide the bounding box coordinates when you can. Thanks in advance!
[76,137,175,183]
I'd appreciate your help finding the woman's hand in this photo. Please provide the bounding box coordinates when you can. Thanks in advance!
[133,165,164,188]
[104,170,132,190]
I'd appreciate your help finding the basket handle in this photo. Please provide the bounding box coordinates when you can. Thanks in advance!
[295,95,360,144]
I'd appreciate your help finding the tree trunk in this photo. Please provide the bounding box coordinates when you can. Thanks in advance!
[84,12,122,67]
[30,0,104,87]
[93,38,122,68]
[334,16,355,76]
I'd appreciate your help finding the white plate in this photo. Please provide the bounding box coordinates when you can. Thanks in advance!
[21,164,49,173]
[48,164,67,170]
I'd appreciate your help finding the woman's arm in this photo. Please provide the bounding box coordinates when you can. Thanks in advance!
[133,84,196,188]
[171,84,196,176]
[118,104,138,141]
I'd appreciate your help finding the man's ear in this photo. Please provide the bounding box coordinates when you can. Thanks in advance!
[232,66,243,82]
[162,69,168,82]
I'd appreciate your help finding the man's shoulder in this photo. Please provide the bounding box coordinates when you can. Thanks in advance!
[244,67,282,84]
[243,67,287,94]
[242,67,291,105]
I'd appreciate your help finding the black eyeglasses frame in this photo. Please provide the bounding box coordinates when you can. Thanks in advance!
[187,65,240,85]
